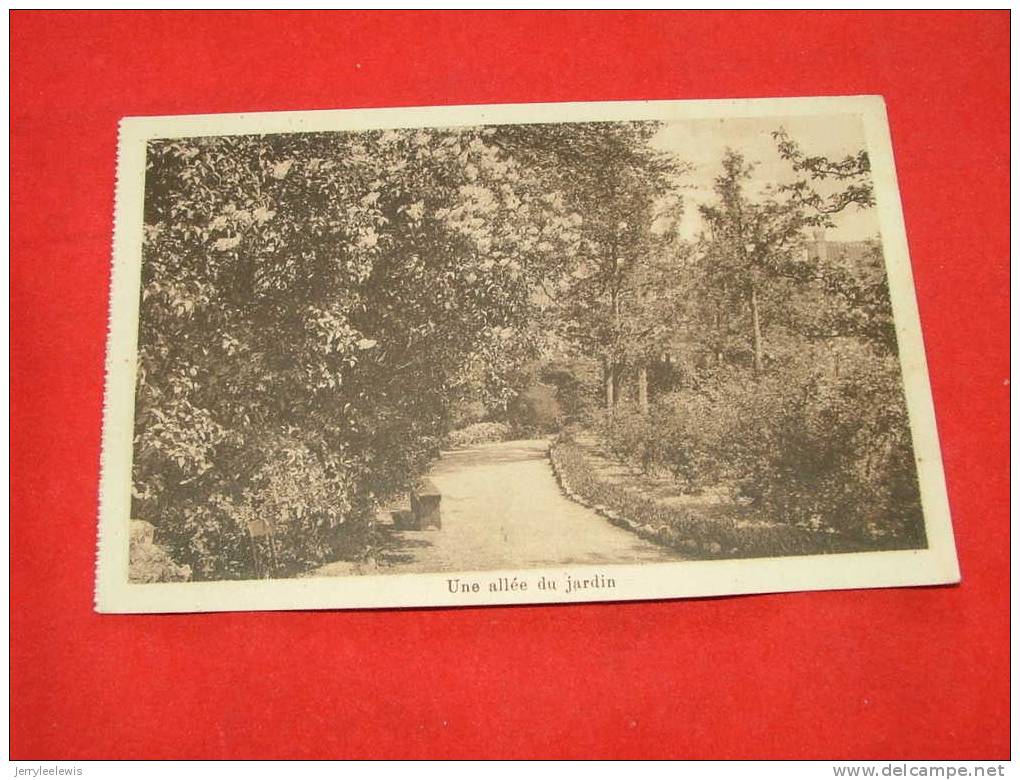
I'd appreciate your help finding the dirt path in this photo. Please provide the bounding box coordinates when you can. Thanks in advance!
[312,438,680,576]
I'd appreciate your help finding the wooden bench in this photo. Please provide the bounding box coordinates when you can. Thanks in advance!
[410,479,442,530]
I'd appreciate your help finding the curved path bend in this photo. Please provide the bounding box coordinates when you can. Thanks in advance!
[314,438,679,576]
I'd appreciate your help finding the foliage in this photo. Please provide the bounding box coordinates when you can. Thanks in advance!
[134,117,926,576]
[773,127,875,216]
[447,322,545,420]
[135,126,578,579]
[447,398,489,431]
[129,539,193,583]
[550,436,860,559]
[596,348,925,547]
[506,382,562,434]
[535,357,603,425]
[499,122,685,380]
[129,521,192,583]
[448,354,603,436]
[444,422,514,450]
[581,132,924,549]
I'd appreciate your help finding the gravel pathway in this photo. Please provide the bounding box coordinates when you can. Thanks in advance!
[312,438,679,576]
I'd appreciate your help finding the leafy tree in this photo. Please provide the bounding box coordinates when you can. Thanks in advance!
[489,122,684,411]
[698,150,816,373]
[135,126,577,579]
[773,127,874,216]
[589,130,924,548]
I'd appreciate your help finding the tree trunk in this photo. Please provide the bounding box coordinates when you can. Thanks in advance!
[716,281,727,367]
[637,364,649,414]
[605,359,615,410]
[607,273,622,411]
[750,284,764,375]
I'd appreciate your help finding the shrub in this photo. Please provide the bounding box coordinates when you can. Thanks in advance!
[448,399,489,430]
[444,422,513,449]
[506,382,562,434]
[134,129,580,580]
[538,358,602,425]
[595,407,663,475]
[749,346,925,545]
[129,521,192,583]
[549,435,858,559]
[586,344,925,548]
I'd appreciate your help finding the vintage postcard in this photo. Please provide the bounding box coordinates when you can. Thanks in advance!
[97,96,959,613]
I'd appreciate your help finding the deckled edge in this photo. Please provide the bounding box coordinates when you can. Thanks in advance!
[95,118,145,612]
[95,119,123,611]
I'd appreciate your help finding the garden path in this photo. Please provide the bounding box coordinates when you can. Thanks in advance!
[311,438,678,576]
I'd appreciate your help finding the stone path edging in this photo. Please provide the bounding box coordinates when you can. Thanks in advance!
[547,440,700,552]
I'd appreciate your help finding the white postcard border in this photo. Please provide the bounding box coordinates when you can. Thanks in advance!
[97,95,960,613]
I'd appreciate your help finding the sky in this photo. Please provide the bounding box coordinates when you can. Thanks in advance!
[650,113,880,242]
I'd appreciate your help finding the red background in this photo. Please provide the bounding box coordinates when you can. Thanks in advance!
[10,11,1010,759]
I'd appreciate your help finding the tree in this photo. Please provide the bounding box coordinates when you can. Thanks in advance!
[135,126,579,579]
[597,129,924,547]
[698,150,815,374]
[492,121,684,411]
[773,128,874,216]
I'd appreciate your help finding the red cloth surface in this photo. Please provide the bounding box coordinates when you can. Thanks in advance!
[10,11,1009,759]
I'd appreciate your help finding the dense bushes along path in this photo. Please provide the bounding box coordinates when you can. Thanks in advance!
[311,439,678,577]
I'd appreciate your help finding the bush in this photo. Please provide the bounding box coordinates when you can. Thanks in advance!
[506,382,562,434]
[588,344,925,547]
[448,399,489,430]
[749,347,925,545]
[444,422,513,449]
[596,407,668,476]
[537,358,602,425]
[493,357,601,434]
[129,521,192,582]
[134,128,571,580]
[549,436,857,559]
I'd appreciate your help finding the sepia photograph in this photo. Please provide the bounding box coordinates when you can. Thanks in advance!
[97,97,958,612]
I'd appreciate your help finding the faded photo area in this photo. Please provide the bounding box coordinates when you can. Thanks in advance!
[130,114,926,584]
